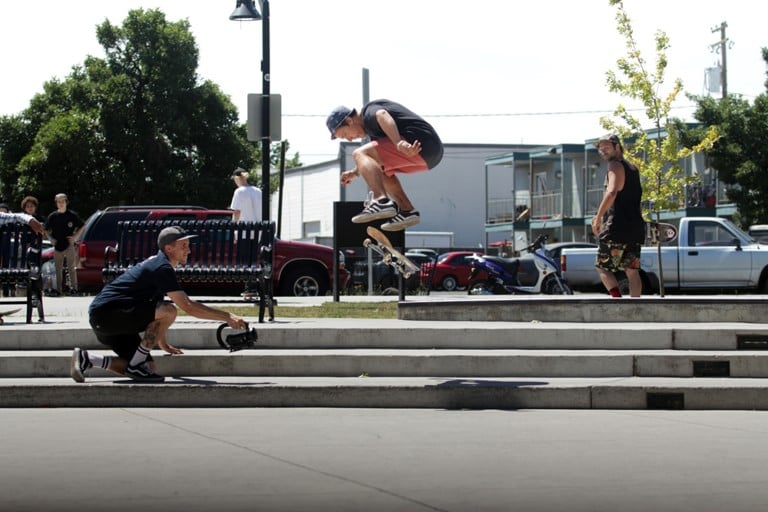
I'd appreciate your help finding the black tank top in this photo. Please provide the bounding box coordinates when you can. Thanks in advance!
[603,159,645,243]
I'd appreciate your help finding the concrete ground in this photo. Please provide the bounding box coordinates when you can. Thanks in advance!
[1,408,767,512]
[4,293,767,511]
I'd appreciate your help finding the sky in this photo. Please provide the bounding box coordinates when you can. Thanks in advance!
[1,0,766,166]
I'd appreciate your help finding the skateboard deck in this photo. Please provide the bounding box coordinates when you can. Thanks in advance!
[364,226,420,279]
[0,308,21,325]
[648,222,678,244]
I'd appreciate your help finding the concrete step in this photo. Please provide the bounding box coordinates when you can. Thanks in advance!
[3,319,768,350]
[399,295,768,323]
[3,349,768,378]
[2,376,768,410]
[3,296,768,410]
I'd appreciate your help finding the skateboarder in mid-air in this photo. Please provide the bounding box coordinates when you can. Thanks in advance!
[326,99,443,231]
[70,226,248,383]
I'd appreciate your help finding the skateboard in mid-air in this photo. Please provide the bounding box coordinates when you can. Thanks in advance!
[647,222,678,244]
[0,308,21,325]
[363,226,420,279]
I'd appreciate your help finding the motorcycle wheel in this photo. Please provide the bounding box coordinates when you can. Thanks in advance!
[468,281,494,295]
[542,275,573,295]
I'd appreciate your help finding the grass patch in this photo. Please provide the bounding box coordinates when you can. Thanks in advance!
[217,301,398,319]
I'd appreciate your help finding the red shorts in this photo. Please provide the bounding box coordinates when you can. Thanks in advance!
[371,139,429,177]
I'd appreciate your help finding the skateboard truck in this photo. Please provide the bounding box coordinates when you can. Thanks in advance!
[216,323,258,352]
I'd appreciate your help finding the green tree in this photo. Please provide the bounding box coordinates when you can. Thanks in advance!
[685,48,768,227]
[0,8,298,216]
[600,0,719,295]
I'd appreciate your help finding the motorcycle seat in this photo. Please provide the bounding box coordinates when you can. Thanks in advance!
[481,255,521,274]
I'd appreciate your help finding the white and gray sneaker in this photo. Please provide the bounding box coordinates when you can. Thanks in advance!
[70,347,92,383]
[381,210,421,231]
[351,198,398,223]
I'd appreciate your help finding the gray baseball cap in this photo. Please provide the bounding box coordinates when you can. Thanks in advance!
[157,226,197,250]
[594,133,621,147]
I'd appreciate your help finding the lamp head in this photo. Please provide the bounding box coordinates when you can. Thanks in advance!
[230,0,261,21]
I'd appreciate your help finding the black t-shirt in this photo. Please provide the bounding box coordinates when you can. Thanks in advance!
[603,159,646,244]
[89,251,183,313]
[361,99,444,168]
[46,209,84,251]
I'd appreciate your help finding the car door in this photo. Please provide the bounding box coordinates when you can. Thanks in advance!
[679,220,752,287]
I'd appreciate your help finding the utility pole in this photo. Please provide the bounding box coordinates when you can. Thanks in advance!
[709,22,733,99]
[362,67,370,106]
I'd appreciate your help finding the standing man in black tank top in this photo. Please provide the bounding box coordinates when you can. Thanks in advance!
[591,134,646,297]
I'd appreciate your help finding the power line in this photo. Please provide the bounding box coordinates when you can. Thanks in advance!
[282,105,699,119]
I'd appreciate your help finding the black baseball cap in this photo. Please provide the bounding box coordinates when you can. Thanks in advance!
[326,106,355,139]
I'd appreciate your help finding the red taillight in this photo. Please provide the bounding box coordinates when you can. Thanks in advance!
[560,254,566,271]
[78,242,87,263]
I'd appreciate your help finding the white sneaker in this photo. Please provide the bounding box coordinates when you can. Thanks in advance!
[70,348,91,383]
[351,199,398,223]
[381,210,421,231]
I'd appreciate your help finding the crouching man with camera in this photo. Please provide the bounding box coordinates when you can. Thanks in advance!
[71,226,247,383]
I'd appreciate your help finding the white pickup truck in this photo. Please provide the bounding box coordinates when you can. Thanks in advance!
[560,217,768,294]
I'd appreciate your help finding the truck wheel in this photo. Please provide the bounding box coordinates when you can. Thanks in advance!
[279,268,328,297]
[616,273,650,295]
[617,276,630,295]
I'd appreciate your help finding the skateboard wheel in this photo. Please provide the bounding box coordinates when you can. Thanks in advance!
[363,239,372,248]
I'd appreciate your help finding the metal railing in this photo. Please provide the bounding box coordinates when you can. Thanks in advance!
[489,181,735,223]
[531,192,562,220]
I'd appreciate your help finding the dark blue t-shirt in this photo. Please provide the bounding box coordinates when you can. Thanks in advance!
[361,99,444,169]
[89,251,183,313]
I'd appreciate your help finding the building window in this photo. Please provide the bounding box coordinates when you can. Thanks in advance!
[303,220,321,238]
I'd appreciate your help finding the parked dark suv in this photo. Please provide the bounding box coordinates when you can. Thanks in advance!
[351,251,435,292]
[73,205,348,296]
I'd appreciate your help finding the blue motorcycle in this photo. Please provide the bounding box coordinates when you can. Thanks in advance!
[468,234,573,295]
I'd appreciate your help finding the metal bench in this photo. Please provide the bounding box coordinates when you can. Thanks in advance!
[103,219,275,322]
[0,223,45,323]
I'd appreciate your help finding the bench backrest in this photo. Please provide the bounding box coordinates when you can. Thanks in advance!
[0,223,43,274]
[106,219,274,271]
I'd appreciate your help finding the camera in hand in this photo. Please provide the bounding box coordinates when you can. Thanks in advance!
[216,323,258,352]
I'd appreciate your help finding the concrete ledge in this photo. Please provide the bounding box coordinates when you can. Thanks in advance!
[398,295,768,323]
[7,349,768,379]
[3,319,768,350]
[3,376,768,410]
[591,377,768,409]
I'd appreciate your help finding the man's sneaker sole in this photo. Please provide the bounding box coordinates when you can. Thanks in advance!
[381,215,421,231]
[70,348,88,383]
[351,208,397,223]
[125,365,166,383]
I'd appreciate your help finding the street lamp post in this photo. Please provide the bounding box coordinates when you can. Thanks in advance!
[230,0,271,223]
